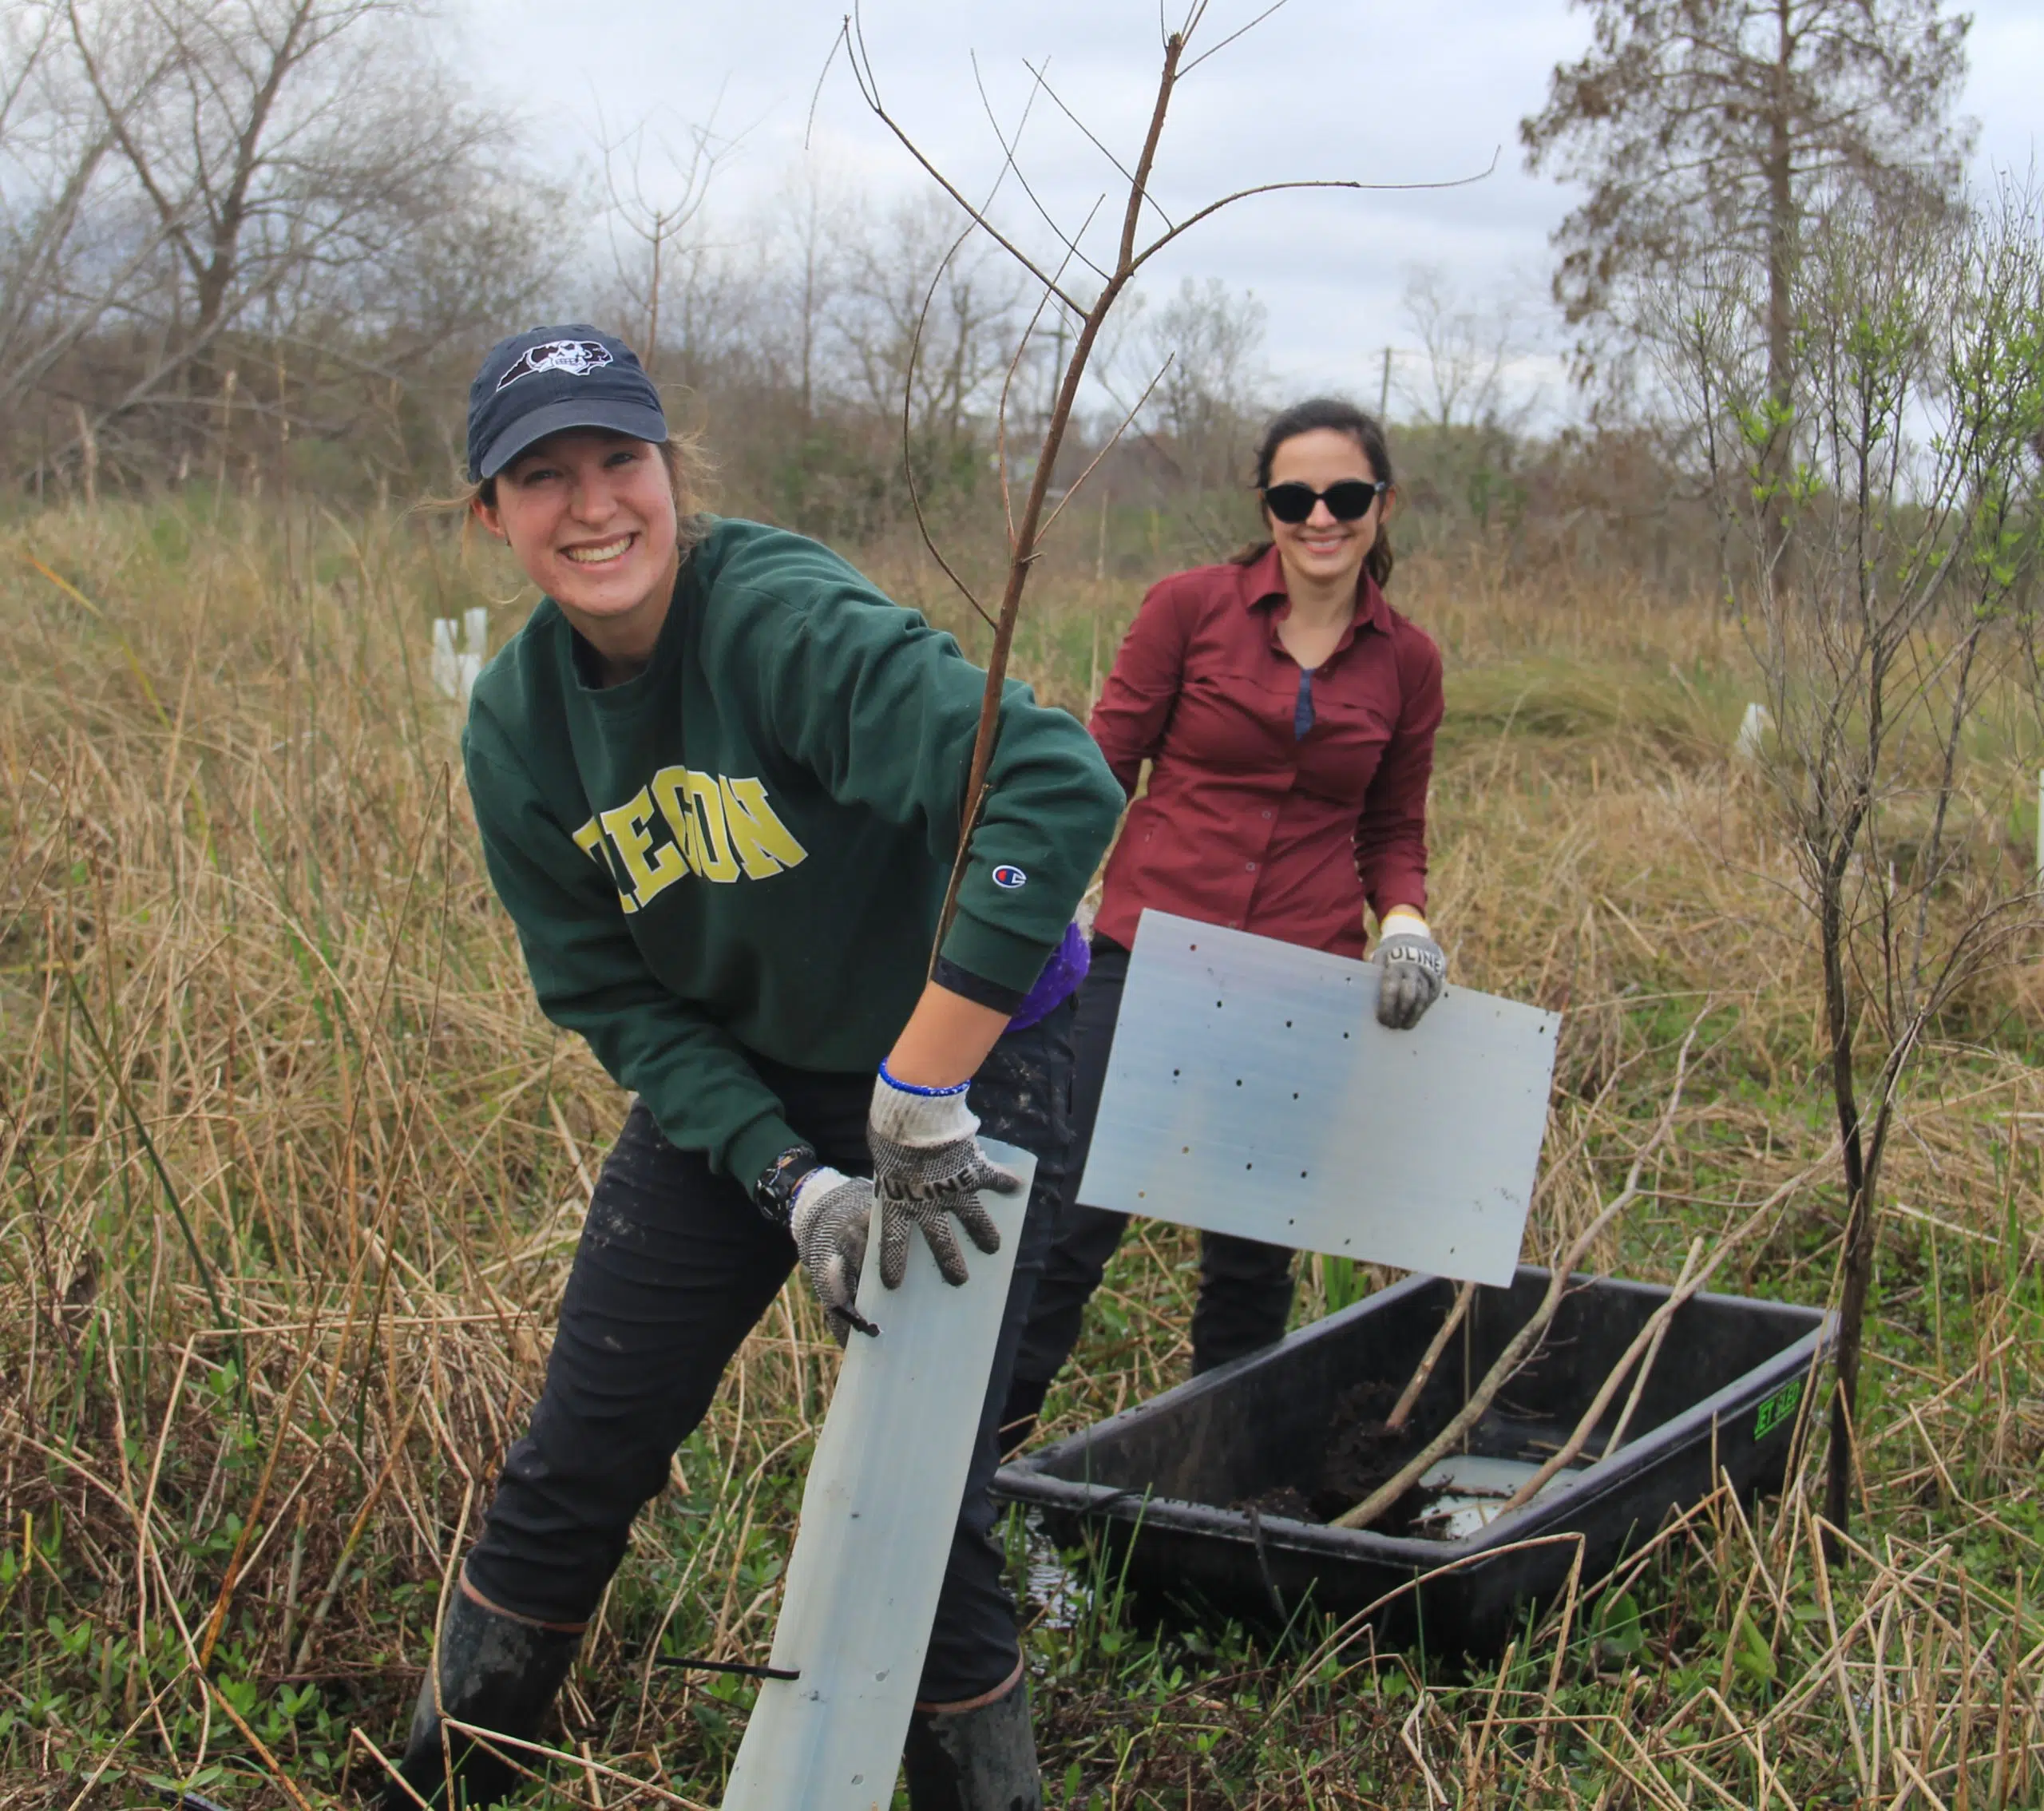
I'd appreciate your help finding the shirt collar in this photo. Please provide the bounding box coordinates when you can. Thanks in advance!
[1235,542,1392,653]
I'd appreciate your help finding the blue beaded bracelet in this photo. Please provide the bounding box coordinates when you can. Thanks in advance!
[877,1058,969,1098]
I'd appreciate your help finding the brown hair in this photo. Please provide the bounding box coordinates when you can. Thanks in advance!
[1233,397,1396,590]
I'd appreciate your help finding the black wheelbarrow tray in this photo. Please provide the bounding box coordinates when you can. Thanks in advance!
[992,1266,1836,1657]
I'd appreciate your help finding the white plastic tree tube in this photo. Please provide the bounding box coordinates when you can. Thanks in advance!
[430,610,489,705]
[430,617,461,701]
[719,1141,1036,1811]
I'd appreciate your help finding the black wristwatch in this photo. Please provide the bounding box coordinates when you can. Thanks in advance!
[752,1143,821,1227]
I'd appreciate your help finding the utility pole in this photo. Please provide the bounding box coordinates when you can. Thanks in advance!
[1378,346,1392,419]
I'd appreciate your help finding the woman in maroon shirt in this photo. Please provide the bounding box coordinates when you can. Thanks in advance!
[1003,398,1447,1447]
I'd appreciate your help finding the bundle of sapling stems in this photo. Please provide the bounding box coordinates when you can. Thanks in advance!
[1329,1018,1825,1535]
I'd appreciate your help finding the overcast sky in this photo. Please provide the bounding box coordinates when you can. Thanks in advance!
[465,0,2044,420]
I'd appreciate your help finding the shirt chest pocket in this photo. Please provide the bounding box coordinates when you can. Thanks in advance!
[1296,689,1396,803]
[1167,670,1313,772]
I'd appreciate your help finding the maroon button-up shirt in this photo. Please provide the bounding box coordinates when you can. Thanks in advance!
[1090,545,1443,959]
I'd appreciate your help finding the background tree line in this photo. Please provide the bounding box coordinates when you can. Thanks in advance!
[1,0,2034,592]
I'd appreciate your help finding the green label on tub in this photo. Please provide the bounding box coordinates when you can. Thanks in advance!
[1754,1377,1804,1441]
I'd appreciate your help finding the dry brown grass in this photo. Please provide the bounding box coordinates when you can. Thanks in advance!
[2,497,2041,1807]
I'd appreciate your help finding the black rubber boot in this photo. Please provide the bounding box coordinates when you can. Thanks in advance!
[382,1586,582,1810]
[901,1677,1044,1811]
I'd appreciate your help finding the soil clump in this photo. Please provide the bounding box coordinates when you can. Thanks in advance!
[1238,1380,1440,1532]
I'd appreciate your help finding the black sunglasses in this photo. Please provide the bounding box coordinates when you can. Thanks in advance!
[1261,478,1388,525]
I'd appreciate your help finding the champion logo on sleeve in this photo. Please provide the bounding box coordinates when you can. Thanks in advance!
[992,865,1028,890]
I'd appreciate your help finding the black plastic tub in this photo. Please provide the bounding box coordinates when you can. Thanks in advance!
[994,1266,1834,1656]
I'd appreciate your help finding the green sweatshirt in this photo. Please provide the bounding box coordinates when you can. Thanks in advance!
[462,517,1123,1190]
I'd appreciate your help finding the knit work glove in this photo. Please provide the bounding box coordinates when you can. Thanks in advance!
[789,1166,878,1344]
[868,1069,1020,1290]
[1374,913,1447,1031]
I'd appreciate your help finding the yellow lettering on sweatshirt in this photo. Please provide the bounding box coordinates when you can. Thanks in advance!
[598,770,804,899]
[574,813,634,902]
[600,787,687,909]
[721,776,810,878]
[686,771,740,882]
[649,767,704,877]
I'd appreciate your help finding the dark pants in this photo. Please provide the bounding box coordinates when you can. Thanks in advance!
[465,1004,1075,1704]
[1010,941,1295,1411]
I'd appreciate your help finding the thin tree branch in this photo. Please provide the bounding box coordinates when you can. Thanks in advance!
[1032,349,1171,545]
[1385,1278,1476,1433]
[897,219,997,632]
[974,53,1111,286]
[1178,0,1292,77]
[842,6,1085,314]
[1126,157,1501,283]
[842,7,1499,969]
[992,275,1073,554]
[1020,56,1175,239]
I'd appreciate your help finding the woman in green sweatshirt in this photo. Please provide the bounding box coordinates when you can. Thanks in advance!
[388,325,1121,1811]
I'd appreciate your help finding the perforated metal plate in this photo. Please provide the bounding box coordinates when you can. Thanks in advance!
[1078,913,1557,1287]
[721,1143,1036,1811]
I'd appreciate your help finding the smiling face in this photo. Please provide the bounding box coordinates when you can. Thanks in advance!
[473,430,681,661]
[1263,426,1393,600]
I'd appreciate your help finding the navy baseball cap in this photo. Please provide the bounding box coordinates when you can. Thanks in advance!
[466,324,667,481]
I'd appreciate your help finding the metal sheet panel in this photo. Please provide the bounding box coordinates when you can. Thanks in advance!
[1079,913,1556,1287]
[721,1143,1037,1811]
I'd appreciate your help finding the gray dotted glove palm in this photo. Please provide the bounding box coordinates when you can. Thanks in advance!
[1375,921,1447,1030]
[868,1072,1020,1290]
[789,1166,877,1345]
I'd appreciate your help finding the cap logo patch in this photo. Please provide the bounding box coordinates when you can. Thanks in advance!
[992,865,1027,890]
[496,339,615,390]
